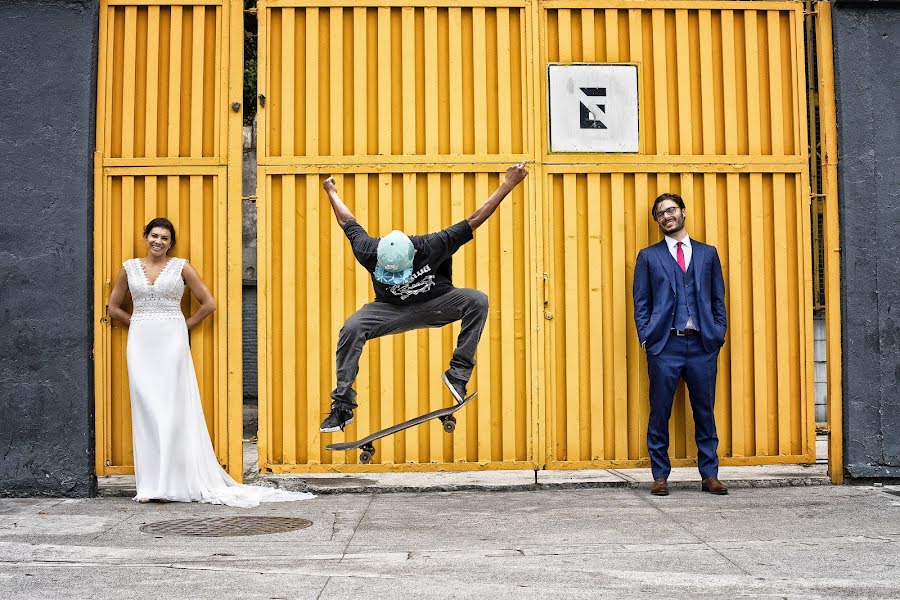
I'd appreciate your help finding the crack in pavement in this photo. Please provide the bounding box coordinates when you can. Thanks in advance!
[631,487,752,576]
[91,513,136,543]
[0,560,394,579]
[318,493,376,599]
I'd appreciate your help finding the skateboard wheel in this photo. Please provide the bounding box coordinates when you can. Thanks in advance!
[359,450,373,464]
[442,419,456,433]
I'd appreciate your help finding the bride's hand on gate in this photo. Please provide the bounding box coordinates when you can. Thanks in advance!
[107,268,132,326]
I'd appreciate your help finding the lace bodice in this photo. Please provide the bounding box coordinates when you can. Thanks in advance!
[124,257,187,321]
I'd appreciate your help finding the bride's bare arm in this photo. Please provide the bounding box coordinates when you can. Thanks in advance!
[182,262,217,329]
[107,268,132,326]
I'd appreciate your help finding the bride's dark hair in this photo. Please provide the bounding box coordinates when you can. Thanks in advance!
[143,217,177,252]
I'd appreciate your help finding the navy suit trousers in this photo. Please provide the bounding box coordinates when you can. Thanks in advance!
[646,334,720,479]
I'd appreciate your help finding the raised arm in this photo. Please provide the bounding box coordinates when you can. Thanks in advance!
[107,267,132,326]
[466,162,528,232]
[323,176,355,228]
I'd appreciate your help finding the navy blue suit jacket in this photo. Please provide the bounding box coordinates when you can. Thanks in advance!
[632,239,727,355]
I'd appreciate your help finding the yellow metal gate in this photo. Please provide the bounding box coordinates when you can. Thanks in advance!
[542,2,814,468]
[258,0,816,472]
[93,0,244,477]
[257,1,536,471]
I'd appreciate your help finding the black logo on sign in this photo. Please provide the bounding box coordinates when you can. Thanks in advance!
[579,87,607,129]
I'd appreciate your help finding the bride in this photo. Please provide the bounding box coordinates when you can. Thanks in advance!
[107,217,313,507]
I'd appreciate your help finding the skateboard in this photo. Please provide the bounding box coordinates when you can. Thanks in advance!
[325,392,478,464]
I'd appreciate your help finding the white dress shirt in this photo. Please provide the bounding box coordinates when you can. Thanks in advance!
[664,234,692,269]
[664,234,697,330]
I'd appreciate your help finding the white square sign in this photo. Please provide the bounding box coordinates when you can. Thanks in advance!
[548,63,639,153]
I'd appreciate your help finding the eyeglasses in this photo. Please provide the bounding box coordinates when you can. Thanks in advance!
[655,206,681,221]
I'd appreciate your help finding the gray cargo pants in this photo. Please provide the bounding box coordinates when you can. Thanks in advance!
[330,288,489,410]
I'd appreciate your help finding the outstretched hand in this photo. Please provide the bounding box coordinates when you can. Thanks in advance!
[466,162,528,232]
[323,176,337,195]
[504,161,528,188]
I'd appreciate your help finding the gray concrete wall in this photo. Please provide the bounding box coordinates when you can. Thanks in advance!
[832,0,900,478]
[0,0,99,496]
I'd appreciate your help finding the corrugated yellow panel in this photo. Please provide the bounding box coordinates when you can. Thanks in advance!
[261,5,528,162]
[103,4,224,161]
[258,171,533,470]
[544,171,812,467]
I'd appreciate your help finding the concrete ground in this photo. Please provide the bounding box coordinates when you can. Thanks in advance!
[3,481,900,599]
[8,436,893,599]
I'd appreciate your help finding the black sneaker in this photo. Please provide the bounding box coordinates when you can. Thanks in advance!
[441,372,468,404]
[320,406,354,433]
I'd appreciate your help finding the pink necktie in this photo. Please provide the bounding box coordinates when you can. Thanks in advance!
[676,242,686,273]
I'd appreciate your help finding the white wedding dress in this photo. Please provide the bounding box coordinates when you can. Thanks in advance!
[124,257,313,507]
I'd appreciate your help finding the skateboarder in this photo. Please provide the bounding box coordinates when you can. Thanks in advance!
[320,163,529,432]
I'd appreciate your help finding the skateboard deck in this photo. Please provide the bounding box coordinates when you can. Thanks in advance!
[325,392,477,464]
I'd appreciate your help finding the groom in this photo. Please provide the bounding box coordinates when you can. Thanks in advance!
[632,193,729,496]
[319,163,529,433]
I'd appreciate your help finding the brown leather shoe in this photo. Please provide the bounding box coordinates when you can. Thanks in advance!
[701,477,728,495]
[650,477,669,496]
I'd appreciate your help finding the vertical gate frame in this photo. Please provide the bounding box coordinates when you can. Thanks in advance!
[527,0,548,469]
[255,0,270,473]
[226,0,246,481]
[814,1,842,485]
[93,2,112,477]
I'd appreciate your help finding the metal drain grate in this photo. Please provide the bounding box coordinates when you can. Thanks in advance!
[140,516,312,537]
